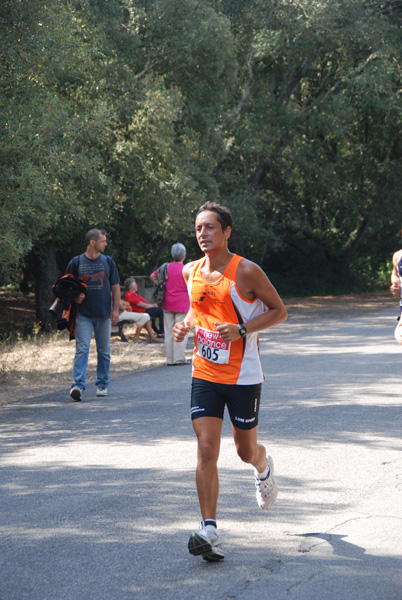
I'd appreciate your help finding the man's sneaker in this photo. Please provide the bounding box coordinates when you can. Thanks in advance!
[188,526,224,562]
[255,455,278,509]
[96,386,108,397]
[70,386,83,402]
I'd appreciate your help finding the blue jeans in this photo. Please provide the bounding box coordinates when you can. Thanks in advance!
[72,314,111,390]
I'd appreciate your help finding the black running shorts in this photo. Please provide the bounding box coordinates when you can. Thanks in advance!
[191,377,262,430]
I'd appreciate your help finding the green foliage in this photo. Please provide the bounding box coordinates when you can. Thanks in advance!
[2,0,402,297]
[0,321,37,344]
[213,0,402,290]
[0,0,121,280]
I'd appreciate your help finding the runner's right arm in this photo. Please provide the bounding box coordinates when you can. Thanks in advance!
[172,261,196,342]
[172,307,194,342]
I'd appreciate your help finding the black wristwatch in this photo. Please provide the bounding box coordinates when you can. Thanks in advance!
[239,324,247,338]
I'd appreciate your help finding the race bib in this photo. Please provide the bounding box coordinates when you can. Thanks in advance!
[195,326,231,364]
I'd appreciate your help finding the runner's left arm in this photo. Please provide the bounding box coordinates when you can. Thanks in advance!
[215,260,287,342]
[172,261,196,342]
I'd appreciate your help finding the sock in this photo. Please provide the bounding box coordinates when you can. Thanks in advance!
[256,465,269,480]
[202,519,217,530]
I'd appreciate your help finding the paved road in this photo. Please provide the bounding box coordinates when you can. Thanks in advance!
[1,301,401,600]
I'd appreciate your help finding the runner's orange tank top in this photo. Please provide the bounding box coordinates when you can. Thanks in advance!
[188,254,265,385]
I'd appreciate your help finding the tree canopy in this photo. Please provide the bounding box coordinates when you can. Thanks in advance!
[1,0,402,315]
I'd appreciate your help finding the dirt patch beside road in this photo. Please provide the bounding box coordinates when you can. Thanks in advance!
[284,292,396,315]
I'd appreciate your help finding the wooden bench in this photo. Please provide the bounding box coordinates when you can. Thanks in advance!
[111,320,132,343]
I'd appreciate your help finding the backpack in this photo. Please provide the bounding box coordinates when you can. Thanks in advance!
[152,262,169,306]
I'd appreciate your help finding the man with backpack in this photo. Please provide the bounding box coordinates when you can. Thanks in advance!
[65,229,120,401]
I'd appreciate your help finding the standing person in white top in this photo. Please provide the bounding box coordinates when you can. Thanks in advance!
[390,246,402,298]
[390,242,402,326]
[150,243,191,366]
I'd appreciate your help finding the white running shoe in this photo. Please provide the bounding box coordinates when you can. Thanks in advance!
[70,386,83,402]
[96,386,108,397]
[255,455,278,509]
[188,525,224,562]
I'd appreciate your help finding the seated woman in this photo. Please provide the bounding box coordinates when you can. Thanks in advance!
[124,278,164,337]
[118,298,158,343]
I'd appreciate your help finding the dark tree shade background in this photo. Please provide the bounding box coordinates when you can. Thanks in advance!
[2,0,402,324]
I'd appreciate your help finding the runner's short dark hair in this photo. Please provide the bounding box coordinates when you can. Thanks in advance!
[196,202,233,232]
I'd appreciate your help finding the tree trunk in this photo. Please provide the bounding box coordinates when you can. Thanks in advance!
[33,240,59,331]
[20,251,35,294]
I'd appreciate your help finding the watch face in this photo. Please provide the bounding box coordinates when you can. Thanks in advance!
[239,325,247,337]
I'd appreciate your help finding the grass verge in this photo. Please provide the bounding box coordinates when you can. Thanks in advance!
[0,326,167,407]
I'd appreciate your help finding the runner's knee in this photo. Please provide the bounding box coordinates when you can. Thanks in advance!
[197,438,220,464]
[236,446,255,464]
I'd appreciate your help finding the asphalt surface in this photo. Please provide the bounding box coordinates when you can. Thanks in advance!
[1,301,401,600]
